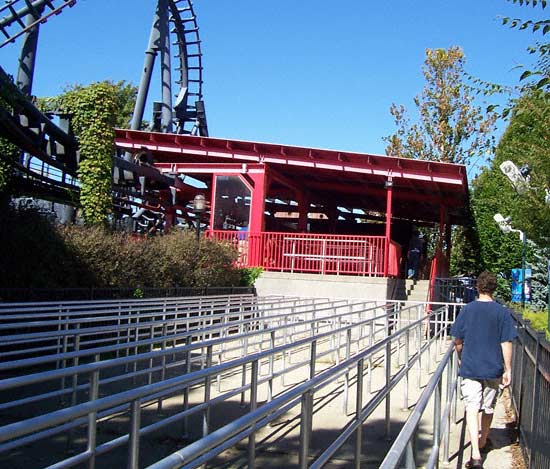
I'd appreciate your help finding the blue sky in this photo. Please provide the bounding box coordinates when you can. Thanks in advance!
[0,0,546,163]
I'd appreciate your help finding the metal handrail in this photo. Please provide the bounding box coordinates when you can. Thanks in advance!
[0,296,341,361]
[0,299,389,410]
[148,306,451,469]
[379,344,458,468]
[0,301,400,457]
[0,297,358,368]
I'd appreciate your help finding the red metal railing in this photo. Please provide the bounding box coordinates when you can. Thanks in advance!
[208,230,401,277]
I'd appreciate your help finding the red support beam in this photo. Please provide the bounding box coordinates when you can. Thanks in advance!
[384,178,394,276]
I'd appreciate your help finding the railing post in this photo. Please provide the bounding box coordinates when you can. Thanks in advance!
[248,359,259,469]
[87,369,99,469]
[128,399,141,469]
[344,328,351,414]
[354,358,364,469]
[385,337,392,439]
[203,345,213,436]
[403,328,410,411]
[433,379,442,469]
[268,330,275,402]
[182,335,192,438]
[310,339,317,380]
[299,390,314,469]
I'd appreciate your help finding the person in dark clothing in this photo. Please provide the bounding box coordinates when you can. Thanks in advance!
[406,230,424,279]
[450,272,517,468]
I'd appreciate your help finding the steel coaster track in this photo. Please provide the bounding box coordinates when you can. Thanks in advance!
[167,0,207,135]
[0,0,77,48]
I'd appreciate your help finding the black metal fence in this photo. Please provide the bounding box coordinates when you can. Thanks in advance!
[511,313,550,469]
[432,277,476,303]
[0,286,256,302]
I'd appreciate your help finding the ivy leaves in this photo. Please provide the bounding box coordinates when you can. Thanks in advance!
[54,82,121,225]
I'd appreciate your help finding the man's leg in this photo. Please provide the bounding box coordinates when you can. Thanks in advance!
[465,409,482,460]
[461,379,483,461]
[479,379,500,448]
[479,412,493,448]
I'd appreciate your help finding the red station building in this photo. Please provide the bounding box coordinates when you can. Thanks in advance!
[115,129,470,287]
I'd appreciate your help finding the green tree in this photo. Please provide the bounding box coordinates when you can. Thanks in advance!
[467,91,550,300]
[492,91,550,245]
[384,47,496,165]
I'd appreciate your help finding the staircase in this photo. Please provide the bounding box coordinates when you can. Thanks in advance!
[391,279,430,302]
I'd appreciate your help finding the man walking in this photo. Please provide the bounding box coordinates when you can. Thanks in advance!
[450,271,517,468]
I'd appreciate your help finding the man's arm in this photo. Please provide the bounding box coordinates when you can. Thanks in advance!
[454,338,463,361]
[501,341,513,387]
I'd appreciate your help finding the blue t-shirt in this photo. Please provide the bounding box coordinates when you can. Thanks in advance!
[450,300,517,379]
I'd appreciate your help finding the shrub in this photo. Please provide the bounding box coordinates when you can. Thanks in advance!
[1,208,243,290]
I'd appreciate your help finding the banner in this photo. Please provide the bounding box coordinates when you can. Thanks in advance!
[511,268,532,303]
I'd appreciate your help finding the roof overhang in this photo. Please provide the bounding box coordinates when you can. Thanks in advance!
[115,129,471,225]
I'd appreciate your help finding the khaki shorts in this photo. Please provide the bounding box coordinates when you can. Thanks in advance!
[460,378,501,414]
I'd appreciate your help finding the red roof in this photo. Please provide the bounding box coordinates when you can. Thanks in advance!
[115,129,470,225]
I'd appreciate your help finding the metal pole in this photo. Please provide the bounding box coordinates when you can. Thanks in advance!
[248,360,259,469]
[299,391,313,469]
[131,0,163,132]
[521,231,527,309]
[354,359,364,469]
[128,399,142,469]
[547,259,550,337]
[16,6,44,96]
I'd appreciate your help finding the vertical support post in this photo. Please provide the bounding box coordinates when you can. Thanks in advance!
[384,177,394,277]
[248,360,259,469]
[354,359,364,469]
[247,171,266,266]
[128,399,142,469]
[131,0,164,132]
[384,319,392,439]
[344,328,352,413]
[202,345,213,437]
[158,0,173,133]
[521,231,527,309]
[299,391,313,469]
[433,380,442,469]
[87,370,99,469]
[16,6,44,95]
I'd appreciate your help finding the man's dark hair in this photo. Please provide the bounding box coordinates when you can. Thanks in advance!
[476,271,497,295]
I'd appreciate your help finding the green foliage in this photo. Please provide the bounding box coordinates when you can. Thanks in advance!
[530,246,550,309]
[522,310,549,338]
[492,91,550,245]
[384,47,496,166]
[468,91,550,300]
[38,81,137,225]
[133,288,144,298]
[57,82,118,224]
[473,1,550,115]
[0,208,243,289]
[450,224,484,276]
[239,267,263,286]
[0,74,19,200]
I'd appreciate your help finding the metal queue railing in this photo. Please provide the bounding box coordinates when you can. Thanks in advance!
[150,304,458,469]
[0,296,390,467]
[0,297,370,415]
[379,344,459,469]
[0,295,322,362]
[0,297,460,468]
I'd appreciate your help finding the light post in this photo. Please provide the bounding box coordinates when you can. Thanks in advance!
[193,194,206,246]
[500,160,550,331]
[494,213,527,309]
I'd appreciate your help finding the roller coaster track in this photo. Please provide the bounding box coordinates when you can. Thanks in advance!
[1,0,208,214]
[168,0,207,135]
[0,0,77,48]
